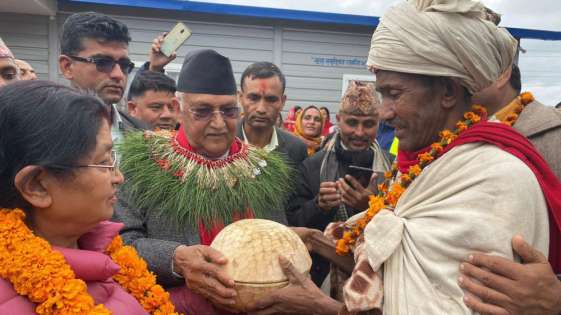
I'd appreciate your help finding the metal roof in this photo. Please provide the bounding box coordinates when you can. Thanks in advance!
[61,0,561,40]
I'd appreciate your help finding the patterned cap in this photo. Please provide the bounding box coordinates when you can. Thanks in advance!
[340,80,378,116]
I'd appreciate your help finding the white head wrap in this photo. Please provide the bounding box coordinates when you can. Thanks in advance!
[367,0,517,94]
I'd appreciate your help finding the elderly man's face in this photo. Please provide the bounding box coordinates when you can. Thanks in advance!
[336,112,379,151]
[15,59,37,81]
[180,93,240,158]
[59,39,130,105]
[0,57,19,87]
[376,70,448,152]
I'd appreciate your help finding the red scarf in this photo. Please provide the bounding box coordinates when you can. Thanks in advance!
[175,125,254,246]
[397,122,561,273]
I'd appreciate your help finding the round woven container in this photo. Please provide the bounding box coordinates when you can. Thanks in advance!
[210,219,312,312]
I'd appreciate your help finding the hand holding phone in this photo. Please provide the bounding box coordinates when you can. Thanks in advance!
[160,22,192,57]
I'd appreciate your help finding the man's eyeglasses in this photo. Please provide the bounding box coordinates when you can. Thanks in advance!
[68,55,135,74]
[187,107,241,121]
[50,150,119,173]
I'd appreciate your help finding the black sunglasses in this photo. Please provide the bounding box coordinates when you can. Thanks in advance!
[68,55,135,74]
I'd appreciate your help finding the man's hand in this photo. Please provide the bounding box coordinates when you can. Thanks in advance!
[318,181,341,211]
[459,235,561,315]
[290,227,324,251]
[247,256,341,315]
[173,245,237,307]
[148,33,177,72]
[337,175,375,210]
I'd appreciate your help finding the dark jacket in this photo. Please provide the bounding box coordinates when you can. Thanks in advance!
[514,100,561,180]
[236,120,308,168]
[286,147,391,286]
[118,109,150,132]
[286,150,361,231]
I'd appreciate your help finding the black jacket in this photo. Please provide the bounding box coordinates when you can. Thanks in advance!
[118,109,151,132]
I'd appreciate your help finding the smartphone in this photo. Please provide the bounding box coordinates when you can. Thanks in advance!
[160,22,192,57]
[347,165,383,187]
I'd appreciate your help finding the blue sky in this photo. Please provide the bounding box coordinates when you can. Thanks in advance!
[196,0,561,105]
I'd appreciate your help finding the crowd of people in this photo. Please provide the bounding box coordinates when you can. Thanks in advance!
[1,0,561,314]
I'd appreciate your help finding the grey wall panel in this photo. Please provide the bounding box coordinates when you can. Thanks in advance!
[280,28,371,113]
[0,13,50,80]
[283,28,371,46]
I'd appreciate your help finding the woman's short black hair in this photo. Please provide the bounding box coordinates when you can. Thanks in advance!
[0,80,110,209]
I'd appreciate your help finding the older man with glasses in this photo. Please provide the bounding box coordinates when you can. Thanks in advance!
[59,12,148,141]
[114,49,293,314]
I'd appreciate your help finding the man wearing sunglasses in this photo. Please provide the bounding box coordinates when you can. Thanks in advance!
[59,12,148,141]
[115,49,293,313]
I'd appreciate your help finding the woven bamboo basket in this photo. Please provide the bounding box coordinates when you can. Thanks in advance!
[210,219,312,312]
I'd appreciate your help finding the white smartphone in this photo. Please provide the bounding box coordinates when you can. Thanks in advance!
[160,22,192,57]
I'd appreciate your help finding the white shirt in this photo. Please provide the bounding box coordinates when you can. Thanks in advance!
[241,125,279,152]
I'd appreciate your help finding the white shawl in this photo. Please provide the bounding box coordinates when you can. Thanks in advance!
[363,142,549,314]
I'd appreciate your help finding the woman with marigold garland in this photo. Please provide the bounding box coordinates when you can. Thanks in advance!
[0,81,182,314]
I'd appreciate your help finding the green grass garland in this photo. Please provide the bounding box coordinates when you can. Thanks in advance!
[118,131,293,227]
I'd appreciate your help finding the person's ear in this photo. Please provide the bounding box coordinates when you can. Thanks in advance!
[14,166,53,209]
[336,113,341,124]
[440,78,464,110]
[171,98,180,113]
[280,94,287,109]
[494,66,512,90]
[127,100,138,116]
[59,55,74,80]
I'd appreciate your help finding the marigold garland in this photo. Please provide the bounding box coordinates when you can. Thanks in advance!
[501,91,534,127]
[336,105,488,255]
[0,208,181,315]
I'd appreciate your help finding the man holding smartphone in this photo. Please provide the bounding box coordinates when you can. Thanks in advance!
[286,81,392,286]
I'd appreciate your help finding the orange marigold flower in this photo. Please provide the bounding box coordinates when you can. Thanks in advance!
[368,196,385,211]
[464,112,476,121]
[456,121,468,132]
[385,183,405,207]
[520,92,534,105]
[400,174,412,184]
[431,143,443,153]
[377,182,387,194]
[336,239,350,255]
[471,114,481,124]
[342,231,353,242]
[408,165,422,177]
[471,105,487,116]
[419,152,435,164]
[504,113,518,126]
[384,170,393,180]
[439,129,453,140]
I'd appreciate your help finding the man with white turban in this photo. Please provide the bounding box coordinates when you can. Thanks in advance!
[247,1,561,314]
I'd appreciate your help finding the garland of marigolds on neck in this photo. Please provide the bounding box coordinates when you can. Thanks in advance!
[336,103,486,254]
[0,209,181,315]
[335,92,534,255]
